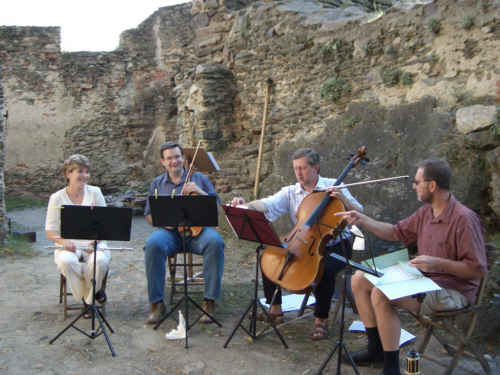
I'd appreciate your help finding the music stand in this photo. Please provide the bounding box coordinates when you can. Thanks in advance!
[149,195,222,349]
[317,235,383,374]
[49,205,133,357]
[222,205,288,349]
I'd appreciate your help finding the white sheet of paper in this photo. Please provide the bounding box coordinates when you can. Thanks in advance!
[364,259,441,300]
[260,293,316,312]
[348,320,416,347]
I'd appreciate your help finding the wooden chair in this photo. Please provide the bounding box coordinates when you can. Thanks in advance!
[167,252,205,305]
[59,271,109,320]
[412,274,491,374]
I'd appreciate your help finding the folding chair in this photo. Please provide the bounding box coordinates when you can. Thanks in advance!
[59,271,109,320]
[413,274,491,374]
[167,252,204,305]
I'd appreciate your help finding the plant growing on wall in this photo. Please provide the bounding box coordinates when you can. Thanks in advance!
[320,77,351,102]
[427,18,441,34]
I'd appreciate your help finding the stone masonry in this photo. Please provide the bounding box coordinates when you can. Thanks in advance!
[0,0,498,233]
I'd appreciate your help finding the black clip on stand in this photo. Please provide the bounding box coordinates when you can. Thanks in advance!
[317,234,383,374]
[222,205,288,349]
[49,205,133,357]
[149,195,222,349]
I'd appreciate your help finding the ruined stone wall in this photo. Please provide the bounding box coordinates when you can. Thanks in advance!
[0,68,6,246]
[0,0,498,233]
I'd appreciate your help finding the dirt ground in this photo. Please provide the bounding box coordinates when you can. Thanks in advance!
[0,207,497,375]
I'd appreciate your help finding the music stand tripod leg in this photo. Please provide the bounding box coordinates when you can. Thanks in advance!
[50,241,116,357]
[153,229,222,349]
[223,244,288,349]
[317,240,359,375]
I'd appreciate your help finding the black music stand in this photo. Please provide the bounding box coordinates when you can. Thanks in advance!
[49,205,132,357]
[222,205,288,349]
[149,195,222,349]
[317,235,383,374]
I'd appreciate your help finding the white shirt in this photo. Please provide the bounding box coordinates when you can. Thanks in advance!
[261,176,362,241]
[45,184,108,253]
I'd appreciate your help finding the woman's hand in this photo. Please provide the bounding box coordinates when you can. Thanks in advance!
[58,238,76,252]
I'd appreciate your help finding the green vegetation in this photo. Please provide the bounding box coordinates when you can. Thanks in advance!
[401,71,414,85]
[428,52,440,63]
[344,115,361,128]
[320,77,351,102]
[428,18,441,34]
[381,67,401,87]
[5,197,46,212]
[321,39,353,61]
[461,15,475,30]
[0,233,35,257]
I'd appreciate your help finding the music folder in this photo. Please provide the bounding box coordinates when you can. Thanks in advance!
[60,205,132,241]
[148,195,218,227]
[223,205,282,247]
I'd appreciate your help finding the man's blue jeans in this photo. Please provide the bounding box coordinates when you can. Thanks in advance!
[144,227,225,304]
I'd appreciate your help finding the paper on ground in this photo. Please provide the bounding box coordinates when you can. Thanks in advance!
[260,293,316,312]
[165,311,186,340]
[349,320,416,347]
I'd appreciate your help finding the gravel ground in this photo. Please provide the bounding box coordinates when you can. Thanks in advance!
[0,207,496,375]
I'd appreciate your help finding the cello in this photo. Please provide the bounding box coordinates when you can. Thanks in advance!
[260,147,368,293]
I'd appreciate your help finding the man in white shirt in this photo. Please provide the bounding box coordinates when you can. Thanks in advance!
[231,148,363,340]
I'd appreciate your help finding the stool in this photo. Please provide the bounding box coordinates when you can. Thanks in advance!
[59,271,109,320]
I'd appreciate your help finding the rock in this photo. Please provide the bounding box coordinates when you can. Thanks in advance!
[183,361,205,375]
[456,105,497,134]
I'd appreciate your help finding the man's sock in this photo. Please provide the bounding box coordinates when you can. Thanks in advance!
[366,327,383,357]
[383,350,401,375]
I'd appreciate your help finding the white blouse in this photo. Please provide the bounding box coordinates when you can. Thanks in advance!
[45,184,108,251]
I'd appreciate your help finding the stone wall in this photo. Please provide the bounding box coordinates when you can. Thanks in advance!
[0,0,498,234]
[0,68,6,245]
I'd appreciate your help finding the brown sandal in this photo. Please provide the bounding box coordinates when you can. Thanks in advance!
[311,322,329,340]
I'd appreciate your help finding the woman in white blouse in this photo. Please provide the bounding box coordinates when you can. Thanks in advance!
[45,154,110,309]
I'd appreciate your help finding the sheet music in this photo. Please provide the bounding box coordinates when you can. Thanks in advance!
[260,294,316,312]
[363,249,441,300]
[349,320,416,347]
[206,152,220,171]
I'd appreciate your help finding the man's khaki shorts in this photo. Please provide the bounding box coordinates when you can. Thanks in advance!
[419,288,468,316]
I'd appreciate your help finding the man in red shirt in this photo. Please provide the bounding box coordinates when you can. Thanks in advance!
[338,159,488,375]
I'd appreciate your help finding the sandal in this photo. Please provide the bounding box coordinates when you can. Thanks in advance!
[250,311,284,324]
[95,290,107,304]
[311,321,329,341]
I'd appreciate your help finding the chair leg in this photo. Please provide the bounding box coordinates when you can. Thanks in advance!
[168,256,176,306]
[59,274,64,304]
[297,290,311,317]
[331,283,345,324]
[61,275,68,320]
[417,325,433,355]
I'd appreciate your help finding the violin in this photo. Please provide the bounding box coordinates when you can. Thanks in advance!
[260,147,368,293]
[178,141,204,237]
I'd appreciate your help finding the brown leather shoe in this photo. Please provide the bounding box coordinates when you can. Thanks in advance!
[200,299,214,324]
[146,301,166,325]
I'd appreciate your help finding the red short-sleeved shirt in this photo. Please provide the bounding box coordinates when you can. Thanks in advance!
[393,195,487,304]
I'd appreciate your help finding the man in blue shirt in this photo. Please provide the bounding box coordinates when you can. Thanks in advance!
[231,148,363,340]
[144,141,225,324]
